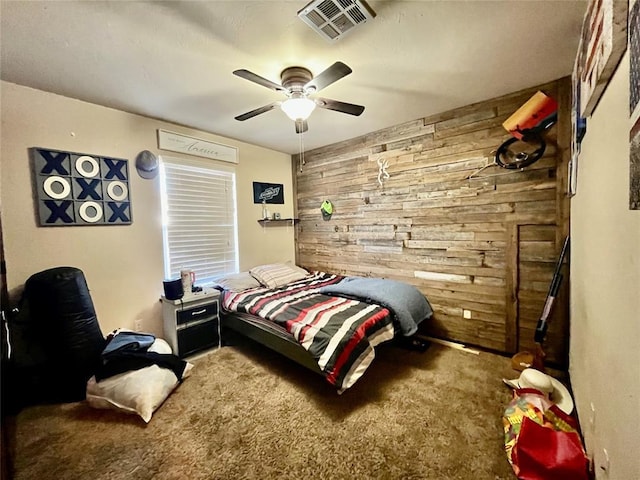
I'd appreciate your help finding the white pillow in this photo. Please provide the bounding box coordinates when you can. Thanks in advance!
[214,271,262,292]
[86,339,193,423]
[285,261,311,278]
[249,263,309,288]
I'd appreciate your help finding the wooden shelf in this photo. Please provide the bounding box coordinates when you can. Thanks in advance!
[257,218,299,226]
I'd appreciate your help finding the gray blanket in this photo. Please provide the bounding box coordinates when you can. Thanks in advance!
[318,277,432,336]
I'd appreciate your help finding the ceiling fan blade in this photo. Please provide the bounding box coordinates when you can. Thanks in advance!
[234,102,280,121]
[304,61,352,93]
[315,97,365,116]
[295,119,308,134]
[233,69,286,92]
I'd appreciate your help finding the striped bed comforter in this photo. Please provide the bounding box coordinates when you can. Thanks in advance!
[221,272,395,392]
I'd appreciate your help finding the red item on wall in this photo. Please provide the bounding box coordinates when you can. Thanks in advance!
[502,91,558,140]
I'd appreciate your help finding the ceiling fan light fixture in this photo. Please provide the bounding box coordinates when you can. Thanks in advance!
[281,97,316,121]
[233,62,364,131]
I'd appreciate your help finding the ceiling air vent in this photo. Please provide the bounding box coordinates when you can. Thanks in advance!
[298,0,376,42]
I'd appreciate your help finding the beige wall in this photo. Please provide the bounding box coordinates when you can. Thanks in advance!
[0,81,295,336]
[570,53,640,479]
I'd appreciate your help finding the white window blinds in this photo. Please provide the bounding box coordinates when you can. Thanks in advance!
[160,156,238,286]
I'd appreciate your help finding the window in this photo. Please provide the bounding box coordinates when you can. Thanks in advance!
[160,156,238,286]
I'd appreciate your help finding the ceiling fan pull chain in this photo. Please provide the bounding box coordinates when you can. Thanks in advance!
[299,132,305,172]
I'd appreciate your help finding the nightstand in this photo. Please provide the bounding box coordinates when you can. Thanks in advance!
[161,290,221,358]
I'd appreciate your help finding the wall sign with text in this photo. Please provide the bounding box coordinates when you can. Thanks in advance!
[157,129,238,164]
[32,147,132,226]
[253,182,284,204]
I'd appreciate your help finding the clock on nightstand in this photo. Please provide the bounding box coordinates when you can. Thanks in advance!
[161,290,221,358]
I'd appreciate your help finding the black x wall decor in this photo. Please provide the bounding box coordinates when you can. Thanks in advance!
[32,148,133,226]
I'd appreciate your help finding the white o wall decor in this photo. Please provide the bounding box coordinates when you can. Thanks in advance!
[31,147,133,226]
[78,201,103,223]
[75,155,100,178]
[43,176,71,200]
[106,181,128,201]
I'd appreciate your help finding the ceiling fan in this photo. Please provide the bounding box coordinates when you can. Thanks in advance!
[233,61,365,134]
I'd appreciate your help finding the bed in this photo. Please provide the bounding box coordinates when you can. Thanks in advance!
[218,265,433,392]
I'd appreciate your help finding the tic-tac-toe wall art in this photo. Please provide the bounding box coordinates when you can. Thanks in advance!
[32,147,133,226]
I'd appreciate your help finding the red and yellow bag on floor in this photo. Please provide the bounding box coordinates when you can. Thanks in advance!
[503,388,589,480]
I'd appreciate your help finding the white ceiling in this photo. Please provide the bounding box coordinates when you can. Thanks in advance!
[0,1,586,155]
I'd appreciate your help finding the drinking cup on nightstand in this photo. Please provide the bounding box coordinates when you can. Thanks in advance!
[180,269,196,294]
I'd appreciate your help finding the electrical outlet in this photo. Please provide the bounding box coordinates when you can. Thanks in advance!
[134,318,143,332]
[463,309,472,319]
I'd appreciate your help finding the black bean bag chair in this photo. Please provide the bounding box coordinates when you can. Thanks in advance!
[8,267,106,405]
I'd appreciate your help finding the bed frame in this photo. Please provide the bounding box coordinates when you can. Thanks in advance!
[220,311,322,374]
[220,311,426,378]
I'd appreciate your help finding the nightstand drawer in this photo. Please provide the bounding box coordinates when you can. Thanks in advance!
[176,301,218,325]
[177,318,219,357]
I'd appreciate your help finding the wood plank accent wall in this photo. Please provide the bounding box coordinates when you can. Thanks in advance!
[293,78,571,366]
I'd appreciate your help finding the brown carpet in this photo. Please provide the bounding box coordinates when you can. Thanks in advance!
[6,339,518,480]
